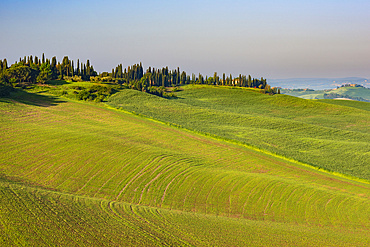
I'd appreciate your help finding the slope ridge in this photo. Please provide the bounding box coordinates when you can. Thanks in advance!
[107,86,370,179]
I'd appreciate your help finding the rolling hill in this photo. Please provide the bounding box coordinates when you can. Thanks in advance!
[281,86,370,101]
[0,86,369,246]
[107,85,370,180]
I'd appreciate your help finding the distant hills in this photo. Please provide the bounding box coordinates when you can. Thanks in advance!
[281,84,370,102]
[268,77,369,90]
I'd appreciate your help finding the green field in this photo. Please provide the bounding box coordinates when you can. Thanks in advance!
[107,85,370,180]
[282,86,370,101]
[1,86,369,246]
[2,176,369,247]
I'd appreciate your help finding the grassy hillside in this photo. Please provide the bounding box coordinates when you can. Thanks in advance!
[0,89,369,245]
[281,89,326,99]
[332,86,370,100]
[282,86,370,101]
[2,177,368,247]
[318,99,370,111]
[107,85,370,180]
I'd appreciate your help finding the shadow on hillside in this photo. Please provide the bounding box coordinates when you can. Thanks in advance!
[0,89,66,107]
[45,80,71,86]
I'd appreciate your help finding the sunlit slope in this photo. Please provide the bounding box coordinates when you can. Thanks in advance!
[2,178,368,247]
[107,86,370,180]
[330,87,370,100]
[281,86,370,101]
[318,99,370,111]
[0,92,369,231]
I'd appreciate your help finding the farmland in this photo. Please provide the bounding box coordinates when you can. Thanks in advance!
[0,86,369,246]
[2,176,368,246]
[281,86,370,101]
[107,85,370,180]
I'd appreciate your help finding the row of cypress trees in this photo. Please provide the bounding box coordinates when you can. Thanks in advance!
[110,63,268,89]
[1,54,275,93]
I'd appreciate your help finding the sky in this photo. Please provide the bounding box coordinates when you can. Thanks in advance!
[1,0,369,79]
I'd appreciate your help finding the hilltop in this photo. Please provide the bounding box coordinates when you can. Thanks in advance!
[281,84,370,102]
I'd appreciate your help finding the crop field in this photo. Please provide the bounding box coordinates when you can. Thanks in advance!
[0,88,369,246]
[318,99,370,111]
[107,85,370,180]
[2,177,368,246]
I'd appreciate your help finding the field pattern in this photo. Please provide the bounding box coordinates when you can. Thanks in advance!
[0,90,369,245]
[107,86,370,180]
[2,177,368,246]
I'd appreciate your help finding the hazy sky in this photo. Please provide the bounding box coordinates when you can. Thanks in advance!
[1,0,369,78]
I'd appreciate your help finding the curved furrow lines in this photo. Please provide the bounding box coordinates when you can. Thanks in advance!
[122,204,193,246]
[128,158,182,204]
[93,165,128,198]
[3,186,61,246]
[111,202,176,246]
[115,155,167,201]
[26,189,105,246]
[161,167,192,208]
[181,168,211,212]
[162,166,203,210]
[75,169,104,194]
[203,173,235,215]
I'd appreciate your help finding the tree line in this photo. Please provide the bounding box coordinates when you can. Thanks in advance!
[0,54,97,86]
[0,54,278,96]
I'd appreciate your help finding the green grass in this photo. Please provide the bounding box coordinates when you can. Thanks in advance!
[0,88,369,246]
[333,87,370,100]
[106,85,370,180]
[282,86,370,101]
[318,99,370,111]
[2,177,368,247]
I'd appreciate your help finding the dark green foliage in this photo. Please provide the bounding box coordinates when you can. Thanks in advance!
[6,62,38,84]
[75,85,115,102]
[36,63,52,83]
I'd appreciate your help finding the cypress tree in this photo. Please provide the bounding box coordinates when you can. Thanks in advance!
[243,76,247,87]
[3,59,8,70]
[51,57,57,79]
[177,67,180,85]
[58,63,62,79]
[262,77,267,89]
[119,64,123,78]
[180,71,186,85]
[222,73,226,86]
[139,63,143,79]
[247,75,252,87]
[86,60,91,77]
[42,53,45,64]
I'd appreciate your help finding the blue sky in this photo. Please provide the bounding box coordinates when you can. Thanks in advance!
[1,0,369,78]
